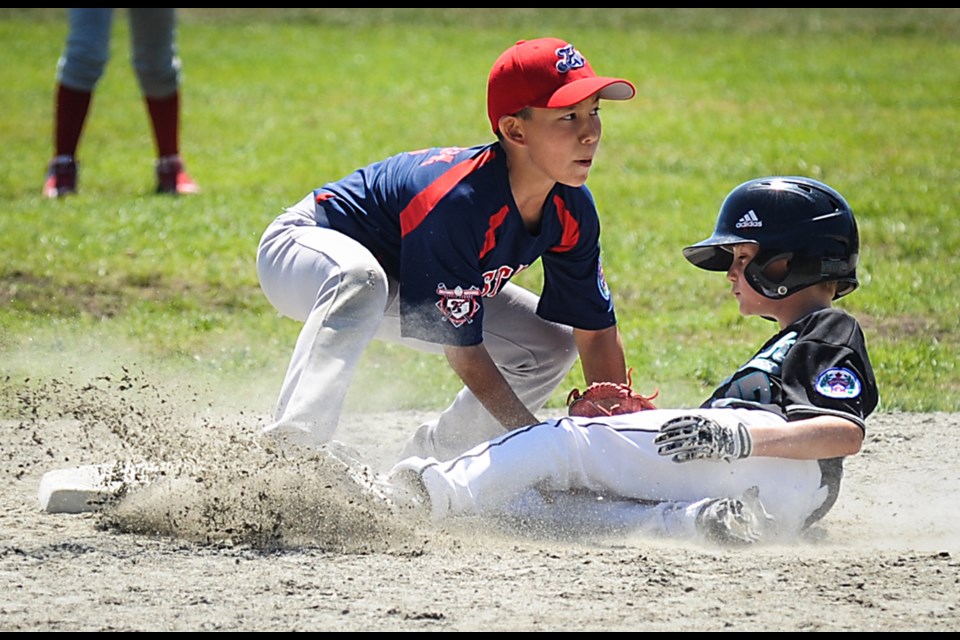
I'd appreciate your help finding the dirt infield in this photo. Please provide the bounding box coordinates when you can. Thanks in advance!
[2,375,958,631]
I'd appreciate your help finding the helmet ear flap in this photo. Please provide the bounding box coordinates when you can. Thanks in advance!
[747,249,855,300]
[744,252,794,299]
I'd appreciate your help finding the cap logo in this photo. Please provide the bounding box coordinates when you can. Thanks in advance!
[555,44,586,74]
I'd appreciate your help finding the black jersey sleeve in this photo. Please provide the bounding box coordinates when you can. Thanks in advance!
[779,309,879,431]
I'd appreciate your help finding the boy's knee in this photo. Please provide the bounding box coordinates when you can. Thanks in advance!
[546,324,578,369]
[334,264,389,315]
[133,59,180,97]
[58,52,108,90]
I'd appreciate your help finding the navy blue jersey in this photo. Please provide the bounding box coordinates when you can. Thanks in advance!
[705,307,878,431]
[311,143,616,346]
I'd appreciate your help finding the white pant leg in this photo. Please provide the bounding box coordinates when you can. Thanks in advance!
[413,408,827,537]
[256,205,388,448]
[388,282,578,461]
[495,490,708,540]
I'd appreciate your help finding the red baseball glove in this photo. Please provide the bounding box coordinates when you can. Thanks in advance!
[566,369,659,417]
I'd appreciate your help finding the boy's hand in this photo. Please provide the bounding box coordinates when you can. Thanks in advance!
[655,415,753,463]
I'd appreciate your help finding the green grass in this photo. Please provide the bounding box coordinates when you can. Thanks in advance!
[1,9,958,415]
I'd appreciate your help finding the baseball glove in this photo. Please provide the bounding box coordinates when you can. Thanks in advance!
[566,369,659,418]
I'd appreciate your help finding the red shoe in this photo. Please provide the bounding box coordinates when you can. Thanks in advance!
[43,155,78,198]
[156,155,200,195]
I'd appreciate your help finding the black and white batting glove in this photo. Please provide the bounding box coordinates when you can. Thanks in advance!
[654,415,753,463]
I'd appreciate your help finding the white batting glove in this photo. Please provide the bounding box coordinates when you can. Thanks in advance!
[654,415,753,463]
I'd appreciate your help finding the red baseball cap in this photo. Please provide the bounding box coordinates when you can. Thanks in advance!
[487,37,636,135]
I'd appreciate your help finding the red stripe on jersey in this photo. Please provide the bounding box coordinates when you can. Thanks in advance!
[479,205,510,260]
[550,194,580,253]
[399,147,497,237]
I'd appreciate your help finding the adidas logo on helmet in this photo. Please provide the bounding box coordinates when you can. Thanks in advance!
[735,209,762,229]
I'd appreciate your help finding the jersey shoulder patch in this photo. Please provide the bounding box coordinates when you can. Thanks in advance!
[814,367,862,399]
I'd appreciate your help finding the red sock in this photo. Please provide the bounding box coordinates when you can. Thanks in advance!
[145,91,180,158]
[54,84,93,158]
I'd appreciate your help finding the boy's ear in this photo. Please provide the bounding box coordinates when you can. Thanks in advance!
[499,115,525,145]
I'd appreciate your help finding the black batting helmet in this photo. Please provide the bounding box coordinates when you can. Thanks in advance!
[683,176,860,300]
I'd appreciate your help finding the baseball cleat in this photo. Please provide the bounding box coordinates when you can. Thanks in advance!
[321,443,432,518]
[42,155,78,198]
[320,440,390,503]
[375,456,437,519]
[695,485,774,546]
[377,468,430,516]
[156,154,200,195]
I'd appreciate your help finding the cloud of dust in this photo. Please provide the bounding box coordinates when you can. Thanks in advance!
[3,367,429,555]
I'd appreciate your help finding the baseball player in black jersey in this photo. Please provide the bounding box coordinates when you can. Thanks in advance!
[384,176,879,545]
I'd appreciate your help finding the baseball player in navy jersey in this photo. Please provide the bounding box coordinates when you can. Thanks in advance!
[256,38,636,460]
[385,177,880,545]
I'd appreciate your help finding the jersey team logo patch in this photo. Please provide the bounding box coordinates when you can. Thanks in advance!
[597,257,611,301]
[436,283,481,327]
[814,367,862,399]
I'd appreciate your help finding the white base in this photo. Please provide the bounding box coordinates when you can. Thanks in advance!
[37,462,156,514]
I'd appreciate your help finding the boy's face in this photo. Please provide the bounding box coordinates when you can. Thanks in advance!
[512,94,603,188]
[727,243,781,319]
[726,242,832,327]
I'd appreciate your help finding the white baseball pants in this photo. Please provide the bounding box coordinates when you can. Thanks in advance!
[256,193,578,460]
[399,408,830,539]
